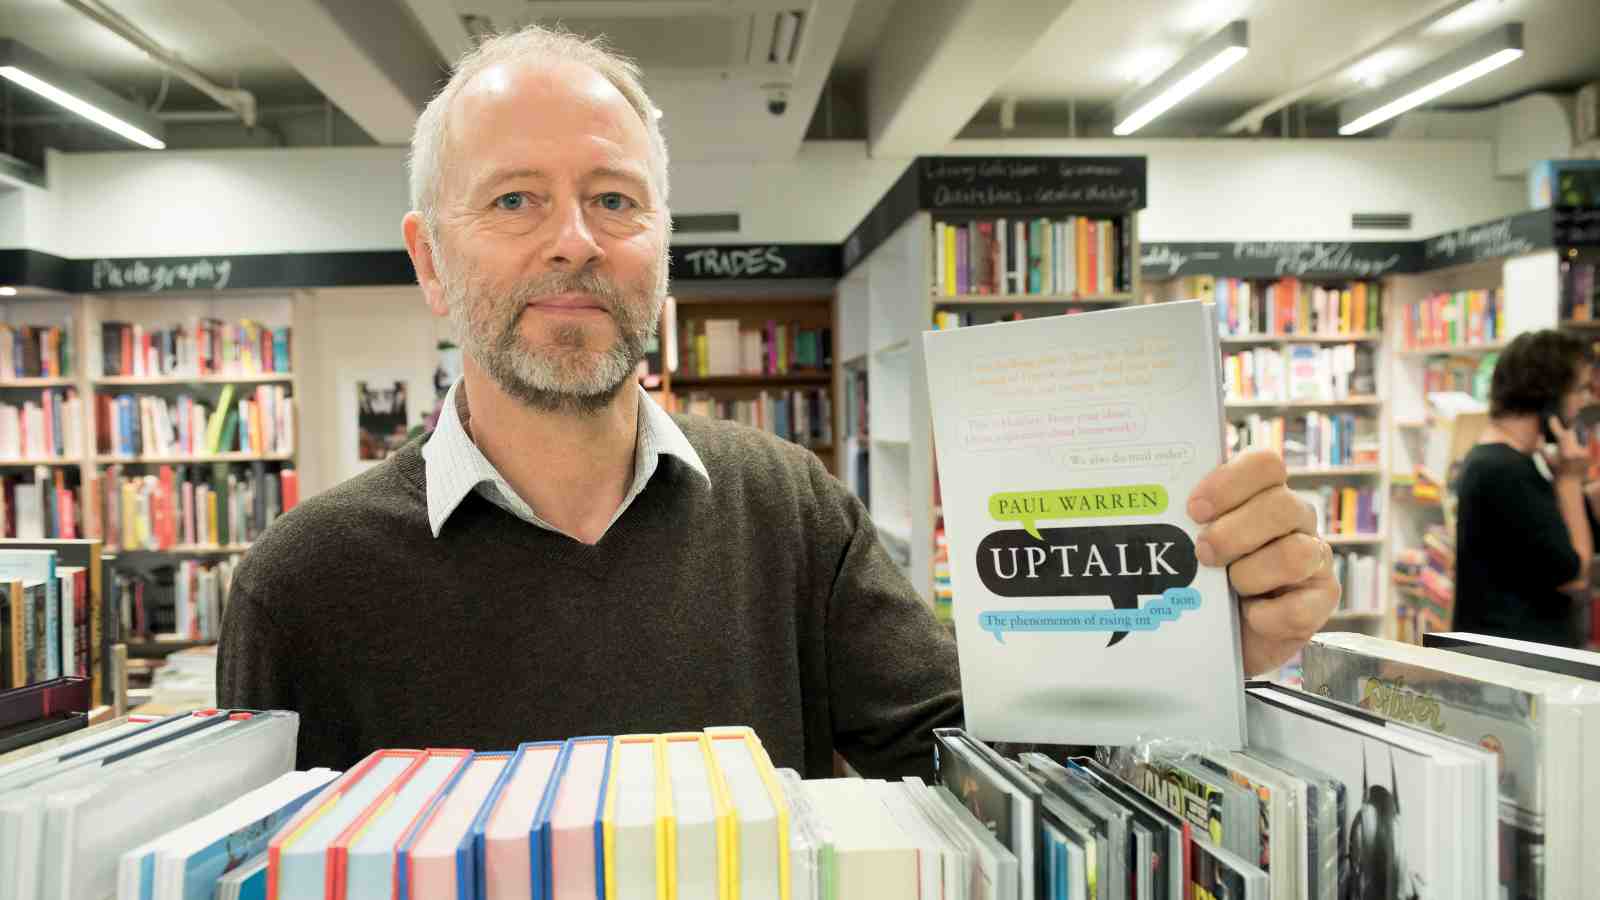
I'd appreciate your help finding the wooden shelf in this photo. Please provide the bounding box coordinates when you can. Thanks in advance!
[111,543,251,557]
[1325,534,1384,546]
[97,451,293,464]
[125,638,216,658]
[1288,465,1382,477]
[0,457,80,467]
[1396,341,1508,358]
[1220,333,1381,345]
[1226,396,1382,409]
[0,376,75,388]
[1559,319,1600,330]
[95,372,293,386]
[933,293,1133,305]
[672,373,830,388]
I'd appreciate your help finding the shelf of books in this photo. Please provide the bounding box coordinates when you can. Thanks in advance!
[1384,249,1563,645]
[664,294,837,472]
[1140,274,1392,631]
[838,174,1144,614]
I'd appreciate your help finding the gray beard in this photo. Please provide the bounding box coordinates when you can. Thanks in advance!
[438,254,663,415]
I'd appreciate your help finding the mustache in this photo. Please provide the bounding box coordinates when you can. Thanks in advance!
[506,270,628,313]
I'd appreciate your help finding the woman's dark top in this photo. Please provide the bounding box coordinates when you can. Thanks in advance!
[1454,442,1592,647]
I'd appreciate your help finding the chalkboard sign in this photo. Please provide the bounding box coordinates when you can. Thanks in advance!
[669,244,839,280]
[81,251,417,293]
[1422,210,1551,268]
[1140,241,1419,279]
[1553,206,1600,246]
[917,156,1147,213]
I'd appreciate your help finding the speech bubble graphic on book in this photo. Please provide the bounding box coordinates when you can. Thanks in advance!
[978,587,1202,644]
[974,522,1199,647]
[989,484,1168,539]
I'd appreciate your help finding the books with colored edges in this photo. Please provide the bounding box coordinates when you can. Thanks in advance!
[922,300,1246,748]
[706,725,789,900]
[601,734,669,900]
[269,750,427,900]
[1308,631,1600,900]
[0,548,60,682]
[1245,682,1499,900]
[473,740,562,900]
[25,709,297,900]
[662,731,729,900]
[115,766,338,900]
[344,749,472,900]
[544,737,613,900]
[397,750,513,900]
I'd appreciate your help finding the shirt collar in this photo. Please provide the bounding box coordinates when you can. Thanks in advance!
[422,377,708,538]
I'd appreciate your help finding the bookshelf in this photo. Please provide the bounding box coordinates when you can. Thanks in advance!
[1139,273,1391,631]
[838,157,1147,613]
[1386,248,1565,643]
[0,291,306,659]
[664,293,837,473]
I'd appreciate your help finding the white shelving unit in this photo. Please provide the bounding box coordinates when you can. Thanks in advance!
[837,210,1142,608]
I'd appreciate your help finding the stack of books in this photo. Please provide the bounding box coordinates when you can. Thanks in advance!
[1186,277,1382,338]
[1294,485,1382,538]
[0,321,73,379]
[100,319,292,378]
[97,384,294,458]
[1400,289,1504,350]
[0,388,85,460]
[6,635,1600,898]
[99,462,299,552]
[0,541,115,705]
[1227,412,1379,467]
[932,216,1133,298]
[681,389,833,448]
[1224,343,1376,403]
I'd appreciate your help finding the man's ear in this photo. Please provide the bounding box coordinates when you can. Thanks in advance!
[403,212,451,318]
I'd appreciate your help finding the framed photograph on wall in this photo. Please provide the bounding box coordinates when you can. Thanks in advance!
[338,368,425,481]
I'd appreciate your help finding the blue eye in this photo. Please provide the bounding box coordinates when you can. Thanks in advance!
[494,193,526,211]
[597,193,635,212]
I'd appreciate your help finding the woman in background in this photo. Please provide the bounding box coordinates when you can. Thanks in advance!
[1455,330,1598,647]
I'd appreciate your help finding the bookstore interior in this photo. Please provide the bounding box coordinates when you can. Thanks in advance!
[3,1,1600,898]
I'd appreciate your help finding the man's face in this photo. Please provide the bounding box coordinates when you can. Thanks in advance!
[428,58,667,413]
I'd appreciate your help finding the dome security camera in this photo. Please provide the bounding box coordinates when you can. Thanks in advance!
[762,84,790,116]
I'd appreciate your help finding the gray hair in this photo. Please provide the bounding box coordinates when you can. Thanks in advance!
[408,23,671,234]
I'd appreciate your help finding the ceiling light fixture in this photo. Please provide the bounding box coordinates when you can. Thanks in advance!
[0,39,165,150]
[0,287,17,297]
[1338,22,1523,136]
[1113,20,1249,136]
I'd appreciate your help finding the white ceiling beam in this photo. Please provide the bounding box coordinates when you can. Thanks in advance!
[865,0,1078,158]
[401,0,476,65]
[221,0,446,144]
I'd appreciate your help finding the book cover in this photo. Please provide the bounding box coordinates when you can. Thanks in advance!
[923,300,1246,747]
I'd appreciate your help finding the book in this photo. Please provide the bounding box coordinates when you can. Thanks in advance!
[923,299,1245,747]
[1309,631,1600,899]
[1423,632,1600,682]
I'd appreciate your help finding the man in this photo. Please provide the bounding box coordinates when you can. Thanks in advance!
[217,25,1339,778]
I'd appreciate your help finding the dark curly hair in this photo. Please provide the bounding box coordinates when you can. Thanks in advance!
[1489,330,1592,417]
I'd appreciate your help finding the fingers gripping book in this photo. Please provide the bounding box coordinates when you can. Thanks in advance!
[923,300,1247,747]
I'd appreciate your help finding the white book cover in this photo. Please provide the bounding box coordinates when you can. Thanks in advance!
[923,300,1246,747]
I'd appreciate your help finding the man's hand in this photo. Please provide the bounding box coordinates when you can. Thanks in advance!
[1187,449,1339,677]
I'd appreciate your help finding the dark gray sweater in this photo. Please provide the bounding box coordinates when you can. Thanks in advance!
[217,415,964,779]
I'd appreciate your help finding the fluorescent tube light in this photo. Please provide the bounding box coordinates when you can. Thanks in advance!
[1339,22,1523,136]
[0,40,165,150]
[0,287,18,297]
[1114,20,1248,136]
